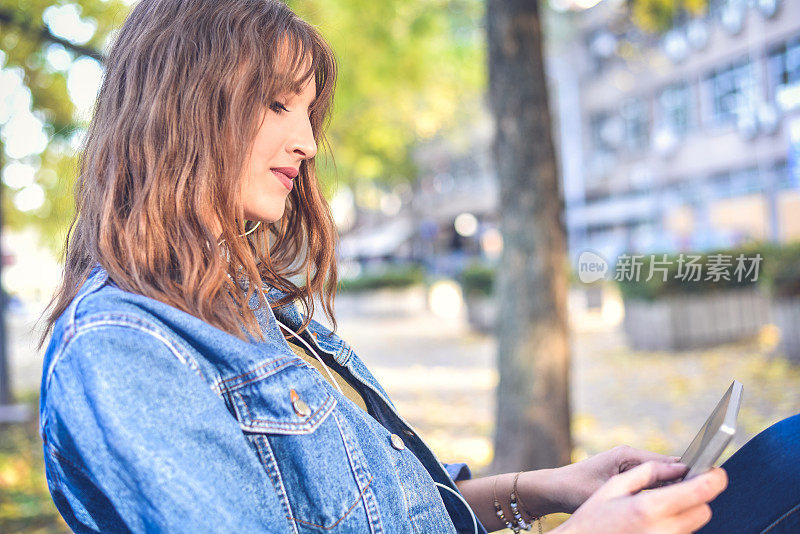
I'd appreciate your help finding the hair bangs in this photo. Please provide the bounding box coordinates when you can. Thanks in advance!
[274,22,336,126]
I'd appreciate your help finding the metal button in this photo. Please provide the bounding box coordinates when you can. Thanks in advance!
[290,388,311,417]
[390,433,405,450]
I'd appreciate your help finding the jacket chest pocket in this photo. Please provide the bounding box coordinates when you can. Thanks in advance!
[220,359,377,532]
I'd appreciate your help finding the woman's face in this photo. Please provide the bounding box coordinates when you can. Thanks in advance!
[238,74,318,227]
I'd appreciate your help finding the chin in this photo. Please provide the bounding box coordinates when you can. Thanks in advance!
[245,204,286,224]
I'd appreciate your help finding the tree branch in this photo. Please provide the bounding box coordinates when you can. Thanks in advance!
[0,8,105,63]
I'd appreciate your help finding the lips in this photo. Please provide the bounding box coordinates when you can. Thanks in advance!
[271,169,293,191]
[271,167,299,179]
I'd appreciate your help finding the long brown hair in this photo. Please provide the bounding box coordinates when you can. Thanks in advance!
[37,0,339,350]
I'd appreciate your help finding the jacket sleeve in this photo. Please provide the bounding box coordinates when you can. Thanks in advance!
[41,323,291,534]
[443,462,473,483]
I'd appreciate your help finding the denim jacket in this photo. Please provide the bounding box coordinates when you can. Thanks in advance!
[39,263,489,534]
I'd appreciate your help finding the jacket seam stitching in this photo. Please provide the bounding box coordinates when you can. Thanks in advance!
[287,475,374,530]
[235,390,336,432]
[48,442,87,476]
[65,269,107,341]
[44,316,204,396]
[330,410,380,531]
[387,447,419,534]
[218,357,296,390]
[47,441,103,498]
[357,377,469,524]
[43,444,65,488]
[761,502,800,534]
[251,435,299,534]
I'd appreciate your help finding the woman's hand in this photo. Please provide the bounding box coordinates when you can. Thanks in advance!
[551,445,682,513]
[455,446,697,531]
[553,461,728,534]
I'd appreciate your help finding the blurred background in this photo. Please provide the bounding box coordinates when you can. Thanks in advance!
[1,0,799,531]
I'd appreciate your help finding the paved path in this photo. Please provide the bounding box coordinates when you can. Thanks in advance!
[332,290,800,479]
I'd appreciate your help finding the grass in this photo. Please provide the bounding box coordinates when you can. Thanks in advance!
[0,390,69,533]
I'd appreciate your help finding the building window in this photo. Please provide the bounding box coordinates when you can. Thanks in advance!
[769,36,800,111]
[710,167,763,198]
[770,160,791,190]
[730,167,761,195]
[709,0,748,35]
[590,112,617,157]
[658,82,693,136]
[585,28,619,76]
[705,58,757,126]
[621,98,649,153]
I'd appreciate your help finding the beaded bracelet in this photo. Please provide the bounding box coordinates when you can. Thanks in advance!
[492,475,520,532]
[492,472,543,533]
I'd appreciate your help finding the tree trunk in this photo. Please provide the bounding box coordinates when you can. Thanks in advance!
[486,0,572,472]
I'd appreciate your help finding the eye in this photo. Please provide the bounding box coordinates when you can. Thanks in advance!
[269,101,289,114]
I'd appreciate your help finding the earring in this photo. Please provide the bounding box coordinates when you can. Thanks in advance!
[217,220,262,246]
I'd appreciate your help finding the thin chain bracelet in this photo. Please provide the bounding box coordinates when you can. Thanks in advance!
[493,474,521,532]
[511,471,543,534]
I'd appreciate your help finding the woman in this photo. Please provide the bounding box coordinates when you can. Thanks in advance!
[37,1,796,533]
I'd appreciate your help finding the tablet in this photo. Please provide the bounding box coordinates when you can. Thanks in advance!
[679,380,743,481]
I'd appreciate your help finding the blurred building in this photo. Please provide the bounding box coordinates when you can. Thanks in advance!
[338,0,800,275]
[408,122,500,276]
[556,0,800,261]
[334,117,501,279]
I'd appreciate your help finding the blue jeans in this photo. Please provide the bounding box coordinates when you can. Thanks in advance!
[698,413,800,534]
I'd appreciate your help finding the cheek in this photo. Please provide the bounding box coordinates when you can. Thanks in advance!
[241,171,287,211]
[243,173,268,200]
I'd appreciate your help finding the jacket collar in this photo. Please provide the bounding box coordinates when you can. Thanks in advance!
[260,282,351,366]
[85,262,350,366]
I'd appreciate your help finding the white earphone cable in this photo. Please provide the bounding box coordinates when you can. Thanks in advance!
[434,482,479,534]
[217,220,262,246]
[276,319,344,395]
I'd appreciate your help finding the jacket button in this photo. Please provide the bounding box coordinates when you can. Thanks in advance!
[390,433,405,450]
[290,388,311,417]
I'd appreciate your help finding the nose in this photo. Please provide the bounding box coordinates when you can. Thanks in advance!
[288,115,317,160]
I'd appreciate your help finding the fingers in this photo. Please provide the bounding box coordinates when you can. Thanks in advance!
[615,445,680,471]
[614,445,682,472]
[637,467,728,517]
[601,461,690,497]
[666,503,714,534]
